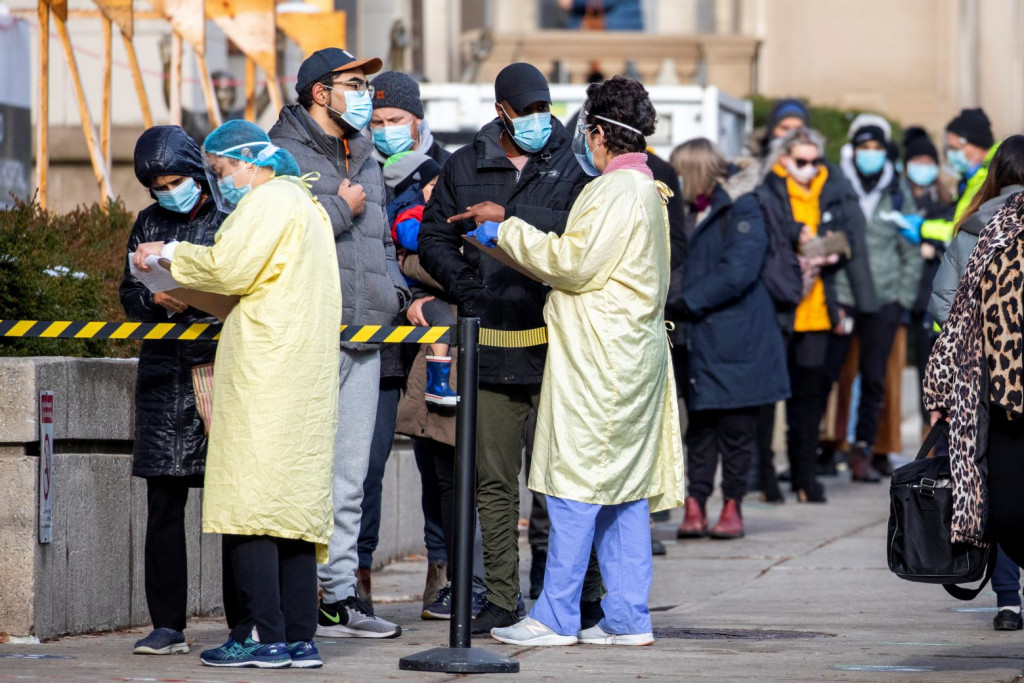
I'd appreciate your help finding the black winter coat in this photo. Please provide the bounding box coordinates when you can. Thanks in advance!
[755,165,877,331]
[120,126,221,478]
[418,117,590,384]
[666,186,790,411]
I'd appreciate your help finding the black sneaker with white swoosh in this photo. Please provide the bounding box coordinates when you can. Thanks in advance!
[316,596,402,638]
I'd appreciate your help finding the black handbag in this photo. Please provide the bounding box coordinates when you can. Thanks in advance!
[887,420,996,600]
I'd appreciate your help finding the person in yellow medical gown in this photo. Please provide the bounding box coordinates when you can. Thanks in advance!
[132,120,341,669]
[480,77,683,647]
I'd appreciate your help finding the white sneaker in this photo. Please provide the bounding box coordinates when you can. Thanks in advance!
[491,617,578,646]
[316,596,402,638]
[578,624,654,646]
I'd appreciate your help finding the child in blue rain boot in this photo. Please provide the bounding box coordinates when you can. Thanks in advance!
[383,151,457,407]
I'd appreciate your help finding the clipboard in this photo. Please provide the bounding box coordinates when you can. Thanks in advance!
[461,235,543,283]
[157,258,239,321]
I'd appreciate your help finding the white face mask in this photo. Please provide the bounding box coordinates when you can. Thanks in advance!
[784,158,821,185]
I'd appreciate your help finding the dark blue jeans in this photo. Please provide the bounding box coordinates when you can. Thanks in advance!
[993,546,1022,607]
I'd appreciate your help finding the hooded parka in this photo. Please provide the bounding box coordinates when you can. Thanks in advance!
[119,125,221,479]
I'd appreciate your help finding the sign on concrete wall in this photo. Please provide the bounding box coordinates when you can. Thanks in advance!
[0,18,32,210]
[38,392,54,544]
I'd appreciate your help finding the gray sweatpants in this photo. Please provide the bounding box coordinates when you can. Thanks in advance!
[318,348,381,603]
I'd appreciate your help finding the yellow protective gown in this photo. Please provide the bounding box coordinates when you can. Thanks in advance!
[171,175,341,561]
[498,168,684,512]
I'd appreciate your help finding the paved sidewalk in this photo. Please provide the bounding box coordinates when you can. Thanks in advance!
[2,471,1022,682]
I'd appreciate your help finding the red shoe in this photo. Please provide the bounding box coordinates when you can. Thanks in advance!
[676,497,708,539]
[708,499,744,539]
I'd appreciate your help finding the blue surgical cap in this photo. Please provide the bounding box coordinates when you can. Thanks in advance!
[202,120,300,177]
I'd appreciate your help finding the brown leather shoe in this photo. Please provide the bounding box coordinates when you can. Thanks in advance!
[676,497,708,538]
[708,499,744,539]
[850,443,881,483]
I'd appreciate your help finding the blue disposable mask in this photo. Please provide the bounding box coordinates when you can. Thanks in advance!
[372,124,415,157]
[906,161,939,187]
[502,106,552,153]
[217,167,254,208]
[341,90,372,131]
[855,148,887,176]
[154,178,200,213]
[947,148,971,175]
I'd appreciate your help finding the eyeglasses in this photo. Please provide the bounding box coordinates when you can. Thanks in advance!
[330,79,375,96]
[791,157,823,168]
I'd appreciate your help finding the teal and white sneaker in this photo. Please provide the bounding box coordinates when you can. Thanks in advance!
[132,628,189,655]
[287,641,323,668]
[199,637,291,668]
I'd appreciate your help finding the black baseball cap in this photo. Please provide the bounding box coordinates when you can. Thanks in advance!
[494,63,550,112]
[296,48,383,94]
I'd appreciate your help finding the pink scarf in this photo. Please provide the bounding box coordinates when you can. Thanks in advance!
[604,152,653,178]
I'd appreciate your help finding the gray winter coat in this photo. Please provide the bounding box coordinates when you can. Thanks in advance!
[269,105,410,349]
[836,153,923,311]
[928,184,1024,324]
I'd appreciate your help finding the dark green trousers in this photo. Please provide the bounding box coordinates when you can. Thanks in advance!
[476,384,604,611]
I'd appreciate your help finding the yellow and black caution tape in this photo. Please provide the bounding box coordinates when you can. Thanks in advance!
[0,321,550,348]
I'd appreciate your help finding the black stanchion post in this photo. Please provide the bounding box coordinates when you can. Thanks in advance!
[399,317,519,674]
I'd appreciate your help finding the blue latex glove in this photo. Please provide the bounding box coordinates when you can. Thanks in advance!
[466,221,501,248]
[900,214,924,245]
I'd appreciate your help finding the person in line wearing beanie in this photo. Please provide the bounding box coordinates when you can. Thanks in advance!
[362,69,452,614]
[900,127,954,430]
[418,62,602,635]
[120,126,222,657]
[826,113,922,482]
[369,70,451,167]
[945,108,999,223]
[268,47,408,640]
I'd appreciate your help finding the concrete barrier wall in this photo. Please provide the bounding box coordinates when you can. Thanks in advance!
[0,357,426,639]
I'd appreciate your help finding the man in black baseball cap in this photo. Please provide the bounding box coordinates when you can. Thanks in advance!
[269,46,409,640]
[417,63,603,635]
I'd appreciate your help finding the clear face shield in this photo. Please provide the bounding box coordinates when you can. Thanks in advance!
[572,106,600,177]
[201,141,278,214]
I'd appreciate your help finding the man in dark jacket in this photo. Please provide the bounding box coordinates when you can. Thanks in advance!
[418,62,596,633]
[268,48,409,639]
[120,125,221,656]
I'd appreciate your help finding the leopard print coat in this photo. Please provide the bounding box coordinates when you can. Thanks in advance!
[923,191,1024,547]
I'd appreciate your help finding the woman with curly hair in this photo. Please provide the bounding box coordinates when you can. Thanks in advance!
[469,76,684,647]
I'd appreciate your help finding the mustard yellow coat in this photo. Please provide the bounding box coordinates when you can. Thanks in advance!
[498,169,684,512]
[172,176,341,561]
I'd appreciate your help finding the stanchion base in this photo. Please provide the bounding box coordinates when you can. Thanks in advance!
[399,646,520,673]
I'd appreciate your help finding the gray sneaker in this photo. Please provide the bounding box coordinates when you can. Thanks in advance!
[316,596,401,639]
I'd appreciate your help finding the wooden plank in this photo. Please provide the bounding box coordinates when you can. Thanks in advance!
[148,0,205,56]
[92,0,133,38]
[244,58,255,121]
[53,14,113,202]
[36,0,49,210]
[276,11,347,57]
[169,32,182,126]
[122,32,153,128]
[101,17,111,175]
[42,0,66,22]
[195,57,223,129]
[208,0,278,109]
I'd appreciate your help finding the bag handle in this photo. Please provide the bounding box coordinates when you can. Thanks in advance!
[943,548,997,600]
[915,419,949,461]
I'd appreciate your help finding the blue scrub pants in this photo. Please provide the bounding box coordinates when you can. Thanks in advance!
[531,495,652,637]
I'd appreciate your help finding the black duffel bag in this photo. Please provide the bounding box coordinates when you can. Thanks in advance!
[887,419,995,600]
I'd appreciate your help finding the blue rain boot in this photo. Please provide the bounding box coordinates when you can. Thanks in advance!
[425,355,458,407]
